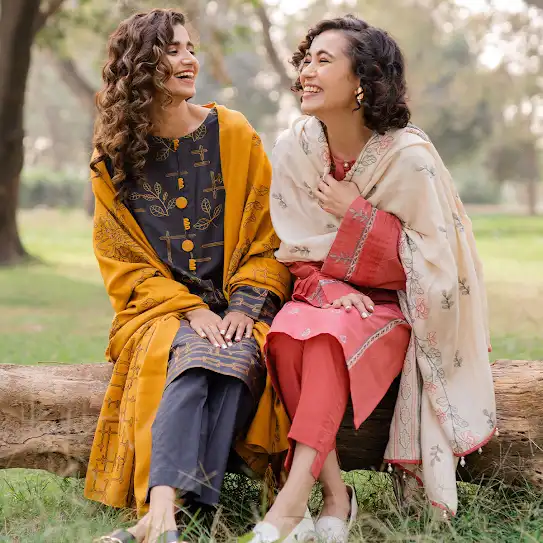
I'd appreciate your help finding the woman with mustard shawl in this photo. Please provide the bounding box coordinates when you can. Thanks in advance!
[87,10,290,543]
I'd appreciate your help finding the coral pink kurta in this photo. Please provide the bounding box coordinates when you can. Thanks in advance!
[265,169,411,473]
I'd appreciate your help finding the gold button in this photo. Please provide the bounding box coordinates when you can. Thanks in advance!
[182,240,194,252]
[176,197,188,209]
[178,177,184,189]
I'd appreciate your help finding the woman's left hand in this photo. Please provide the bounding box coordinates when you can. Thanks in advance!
[315,174,361,219]
[221,311,254,345]
[323,293,375,318]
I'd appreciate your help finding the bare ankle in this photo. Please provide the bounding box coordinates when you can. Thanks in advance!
[322,482,349,501]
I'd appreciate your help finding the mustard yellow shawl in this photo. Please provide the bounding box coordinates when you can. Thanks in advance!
[84,105,291,512]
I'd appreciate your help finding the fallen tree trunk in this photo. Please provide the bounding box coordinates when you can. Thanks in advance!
[0,360,542,487]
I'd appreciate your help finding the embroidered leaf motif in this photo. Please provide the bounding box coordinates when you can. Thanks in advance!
[430,444,443,466]
[244,214,256,227]
[459,278,471,296]
[150,205,167,217]
[129,193,140,201]
[156,147,170,162]
[167,199,176,210]
[272,193,287,209]
[454,350,463,368]
[246,201,264,211]
[453,213,464,232]
[163,191,168,202]
[441,291,454,310]
[194,218,211,230]
[363,155,377,166]
[154,183,161,196]
[416,165,436,178]
[483,409,495,429]
[202,198,211,214]
[436,397,449,407]
[252,185,269,197]
[212,204,222,221]
[303,182,317,200]
[191,124,207,141]
[427,347,442,365]
[143,182,152,193]
[452,414,469,428]
[290,246,310,257]
[329,252,351,265]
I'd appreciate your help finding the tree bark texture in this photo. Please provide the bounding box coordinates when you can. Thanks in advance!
[0,360,541,488]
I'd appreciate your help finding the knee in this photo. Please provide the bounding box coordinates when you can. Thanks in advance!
[267,335,302,369]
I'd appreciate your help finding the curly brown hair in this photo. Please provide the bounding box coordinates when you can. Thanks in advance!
[91,9,186,198]
[291,15,410,134]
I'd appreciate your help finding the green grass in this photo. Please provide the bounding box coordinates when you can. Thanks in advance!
[0,209,542,542]
[0,209,111,365]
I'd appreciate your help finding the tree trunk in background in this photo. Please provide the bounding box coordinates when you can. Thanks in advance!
[1,360,542,489]
[0,0,65,264]
[0,0,43,265]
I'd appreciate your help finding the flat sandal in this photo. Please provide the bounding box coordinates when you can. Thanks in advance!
[94,529,136,543]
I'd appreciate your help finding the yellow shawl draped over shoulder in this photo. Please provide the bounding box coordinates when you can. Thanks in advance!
[84,105,291,512]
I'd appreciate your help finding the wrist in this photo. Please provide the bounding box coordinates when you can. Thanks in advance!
[185,307,208,321]
[227,309,254,320]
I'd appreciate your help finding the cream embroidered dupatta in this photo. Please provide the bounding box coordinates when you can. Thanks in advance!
[269,116,496,514]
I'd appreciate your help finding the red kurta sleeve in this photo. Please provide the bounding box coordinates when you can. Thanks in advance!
[321,196,406,290]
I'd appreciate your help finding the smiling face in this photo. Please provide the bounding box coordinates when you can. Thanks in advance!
[161,24,199,101]
[299,30,360,118]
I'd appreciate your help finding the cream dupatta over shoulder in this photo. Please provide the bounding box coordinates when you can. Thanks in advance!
[269,115,497,514]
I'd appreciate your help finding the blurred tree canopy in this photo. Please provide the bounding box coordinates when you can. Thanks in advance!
[0,0,541,264]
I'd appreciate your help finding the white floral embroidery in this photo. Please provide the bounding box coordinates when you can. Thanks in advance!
[301,328,311,338]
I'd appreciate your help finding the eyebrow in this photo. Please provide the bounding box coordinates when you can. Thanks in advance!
[305,49,335,58]
[168,40,195,49]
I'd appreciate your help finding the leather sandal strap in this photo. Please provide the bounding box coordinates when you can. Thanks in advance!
[96,529,137,543]
[156,530,181,543]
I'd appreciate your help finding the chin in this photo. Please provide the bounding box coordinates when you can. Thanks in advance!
[301,99,320,116]
[171,91,196,102]
[301,100,325,118]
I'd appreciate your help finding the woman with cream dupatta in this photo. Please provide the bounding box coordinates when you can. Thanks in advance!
[245,15,496,543]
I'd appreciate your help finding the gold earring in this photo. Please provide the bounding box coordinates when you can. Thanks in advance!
[356,86,364,105]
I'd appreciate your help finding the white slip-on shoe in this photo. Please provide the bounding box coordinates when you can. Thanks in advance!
[314,485,358,543]
[244,506,316,543]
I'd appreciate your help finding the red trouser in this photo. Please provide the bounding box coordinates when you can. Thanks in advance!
[267,333,349,479]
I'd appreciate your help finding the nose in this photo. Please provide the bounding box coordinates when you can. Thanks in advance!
[300,62,316,80]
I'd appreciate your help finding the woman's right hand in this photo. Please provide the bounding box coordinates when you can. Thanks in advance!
[323,293,375,318]
[185,308,227,349]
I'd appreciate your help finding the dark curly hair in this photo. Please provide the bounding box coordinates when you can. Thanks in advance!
[291,15,410,134]
[91,9,186,198]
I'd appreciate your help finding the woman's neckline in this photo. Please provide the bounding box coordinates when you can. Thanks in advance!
[150,106,216,141]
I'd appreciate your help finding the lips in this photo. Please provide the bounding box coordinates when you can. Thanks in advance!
[174,72,195,80]
[302,84,322,96]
